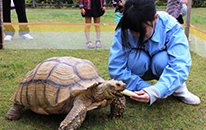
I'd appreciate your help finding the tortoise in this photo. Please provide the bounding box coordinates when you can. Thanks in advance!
[6,56,126,130]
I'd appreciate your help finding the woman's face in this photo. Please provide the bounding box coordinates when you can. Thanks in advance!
[129,14,158,41]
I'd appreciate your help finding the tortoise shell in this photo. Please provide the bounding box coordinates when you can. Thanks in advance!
[10,57,104,114]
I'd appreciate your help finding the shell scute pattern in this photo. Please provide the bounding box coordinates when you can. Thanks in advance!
[10,57,104,114]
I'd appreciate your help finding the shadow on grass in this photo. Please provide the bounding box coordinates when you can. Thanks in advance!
[13,95,186,130]
[19,108,65,129]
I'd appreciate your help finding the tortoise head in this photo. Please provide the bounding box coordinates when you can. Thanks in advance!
[93,79,126,99]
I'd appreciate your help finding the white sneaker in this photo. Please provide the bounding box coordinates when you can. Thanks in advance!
[20,34,33,40]
[4,35,13,41]
[173,83,201,105]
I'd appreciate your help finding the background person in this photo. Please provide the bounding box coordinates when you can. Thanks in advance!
[111,0,125,24]
[108,0,200,106]
[3,0,33,41]
[79,0,106,49]
[166,0,188,24]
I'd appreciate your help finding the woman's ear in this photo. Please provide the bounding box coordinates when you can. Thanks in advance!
[154,14,158,23]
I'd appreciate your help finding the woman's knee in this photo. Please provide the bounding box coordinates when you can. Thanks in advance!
[151,51,168,76]
[127,50,150,76]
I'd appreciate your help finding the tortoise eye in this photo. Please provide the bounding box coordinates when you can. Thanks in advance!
[116,83,121,87]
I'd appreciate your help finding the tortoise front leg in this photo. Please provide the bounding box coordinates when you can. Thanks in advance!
[58,99,87,130]
[109,96,126,119]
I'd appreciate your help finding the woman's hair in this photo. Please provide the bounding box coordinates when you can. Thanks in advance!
[116,0,156,54]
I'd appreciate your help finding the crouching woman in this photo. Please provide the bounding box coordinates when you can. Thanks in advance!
[108,0,200,105]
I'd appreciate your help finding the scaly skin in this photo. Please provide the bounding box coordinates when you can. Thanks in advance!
[109,96,126,119]
[6,104,24,120]
[58,96,87,130]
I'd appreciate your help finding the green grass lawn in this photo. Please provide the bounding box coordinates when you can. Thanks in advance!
[0,7,206,130]
[9,7,206,32]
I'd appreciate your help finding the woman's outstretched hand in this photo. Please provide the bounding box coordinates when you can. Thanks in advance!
[130,90,150,103]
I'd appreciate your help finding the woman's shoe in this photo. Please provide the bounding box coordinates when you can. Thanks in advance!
[172,83,201,105]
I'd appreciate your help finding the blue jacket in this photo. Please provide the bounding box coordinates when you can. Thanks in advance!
[108,11,191,104]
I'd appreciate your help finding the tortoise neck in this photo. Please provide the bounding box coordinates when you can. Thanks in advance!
[89,84,106,102]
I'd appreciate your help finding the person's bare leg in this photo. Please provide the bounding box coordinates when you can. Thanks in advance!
[94,17,102,48]
[85,16,92,42]
[94,17,101,41]
[85,16,94,48]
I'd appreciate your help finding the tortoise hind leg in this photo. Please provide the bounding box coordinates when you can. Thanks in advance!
[58,99,87,130]
[6,103,24,120]
[109,96,126,119]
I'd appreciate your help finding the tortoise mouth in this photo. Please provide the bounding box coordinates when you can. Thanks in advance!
[112,90,125,97]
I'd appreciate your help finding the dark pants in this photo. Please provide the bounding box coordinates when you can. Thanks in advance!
[3,0,30,36]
